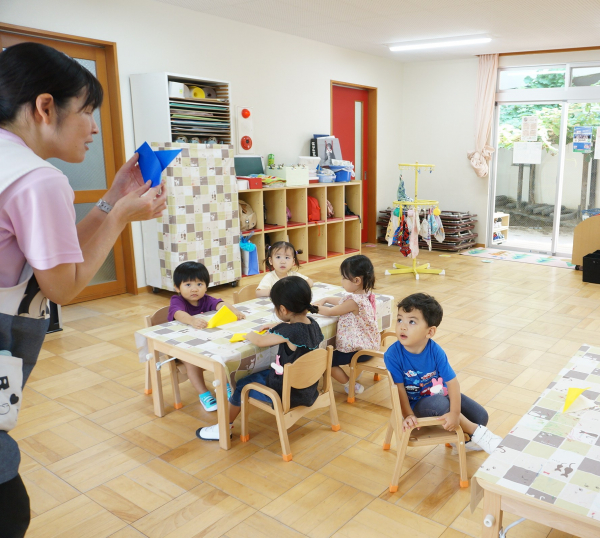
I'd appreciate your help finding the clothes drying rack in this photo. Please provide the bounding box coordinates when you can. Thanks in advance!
[386,162,444,280]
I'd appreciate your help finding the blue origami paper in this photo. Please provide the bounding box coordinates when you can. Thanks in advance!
[136,142,182,187]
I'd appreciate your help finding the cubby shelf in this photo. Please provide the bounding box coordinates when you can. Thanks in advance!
[238,182,362,281]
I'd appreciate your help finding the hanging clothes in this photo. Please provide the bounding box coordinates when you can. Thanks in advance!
[419,209,432,251]
[398,212,411,257]
[386,212,400,246]
[434,214,445,242]
[407,209,419,258]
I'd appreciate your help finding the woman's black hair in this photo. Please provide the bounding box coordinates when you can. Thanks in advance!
[173,261,210,289]
[0,42,104,126]
[265,241,300,272]
[270,276,318,315]
[340,254,375,293]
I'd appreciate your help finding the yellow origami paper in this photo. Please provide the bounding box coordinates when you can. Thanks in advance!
[229,329,267,343]
[562,387,590,413]
[207,306,237,328]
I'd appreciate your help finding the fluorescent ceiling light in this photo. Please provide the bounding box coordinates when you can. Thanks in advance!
[389,36,491,52]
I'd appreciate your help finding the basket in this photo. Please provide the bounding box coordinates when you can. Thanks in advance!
[318,174,335,183]
[334,169,351,182]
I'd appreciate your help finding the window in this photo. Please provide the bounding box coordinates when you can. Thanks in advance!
[570,65,600,87]
[498,66,565,91]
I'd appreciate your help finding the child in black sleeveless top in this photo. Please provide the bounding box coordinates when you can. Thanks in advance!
[197,276,323,441]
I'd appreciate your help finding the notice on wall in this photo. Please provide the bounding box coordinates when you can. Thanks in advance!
[595,127,600,159]
[513,142,542,164]
[521,116,538,142]
[573,126,593,153]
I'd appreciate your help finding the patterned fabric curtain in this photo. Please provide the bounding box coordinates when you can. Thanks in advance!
[467,54,499,178]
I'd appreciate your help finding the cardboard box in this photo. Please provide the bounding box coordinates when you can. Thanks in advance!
[266,166,309,186]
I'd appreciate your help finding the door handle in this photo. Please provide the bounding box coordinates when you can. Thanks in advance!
[364,171,367,181]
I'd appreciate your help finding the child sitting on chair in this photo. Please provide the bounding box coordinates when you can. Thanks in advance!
[384,293,503,454]
[197,276,323,441]
[169,261,245,412]
[256,241,313,297]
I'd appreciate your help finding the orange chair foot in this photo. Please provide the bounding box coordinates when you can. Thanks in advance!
[445,443,452,448]
[389,485,398,493]
[373,374,381,381]
[144,389,152,395]
[347,397,355,403]
[460,480,469,488]
[282,454,293,462]
[331,424,341,432]
[240,434,250,442]
[383,443,391,450]
[174,402,183,410]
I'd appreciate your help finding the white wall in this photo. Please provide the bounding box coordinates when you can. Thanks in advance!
[0,0,404,287]
[399,58,487,239]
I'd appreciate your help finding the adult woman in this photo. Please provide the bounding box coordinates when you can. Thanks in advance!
[0,42,166,537]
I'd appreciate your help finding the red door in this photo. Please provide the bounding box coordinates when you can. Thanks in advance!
[332,85,368,241]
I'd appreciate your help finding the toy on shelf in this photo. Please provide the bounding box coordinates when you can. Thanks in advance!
[386,162,445,280]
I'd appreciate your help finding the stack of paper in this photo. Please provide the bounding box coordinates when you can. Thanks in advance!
[169,98,231,142]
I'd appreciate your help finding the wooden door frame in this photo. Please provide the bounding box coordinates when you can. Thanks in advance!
[330,81,378,244]
[0,22,138,299]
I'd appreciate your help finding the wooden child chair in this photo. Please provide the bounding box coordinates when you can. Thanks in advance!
[233,283,258,304]
[144,306,188,410]
[240,345,339,461]
[347,331,397,403]
[383,371,468,492]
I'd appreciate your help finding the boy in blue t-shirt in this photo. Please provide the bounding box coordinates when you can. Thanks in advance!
[384,293,502,454]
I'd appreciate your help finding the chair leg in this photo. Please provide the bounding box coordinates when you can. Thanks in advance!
[144,361,152,395]
[390,429,410,493]
[328,387,341,432]
[383,421,394,450]
[272,398,292,461]
[240,387,250,443]
[456,428,469,488]
[169,361,183,410]
[347,365,356,403]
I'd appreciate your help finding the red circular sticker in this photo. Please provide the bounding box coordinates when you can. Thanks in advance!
[241,108,251,118]
[241,136,252,150]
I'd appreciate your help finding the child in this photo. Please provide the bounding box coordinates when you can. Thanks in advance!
[197,276,323,441]
[312,254,380,395]
[168,261,245,412]
[384,293,503,454]
[256,241,313,297]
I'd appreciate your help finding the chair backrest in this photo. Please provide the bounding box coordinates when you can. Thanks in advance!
[281,346,333,413]
[145,306,170,328]
[380,331,397,351]
[233,284,258,304]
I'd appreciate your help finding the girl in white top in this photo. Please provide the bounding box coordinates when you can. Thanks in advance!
[255,241,313,297]
[313,255,380,395]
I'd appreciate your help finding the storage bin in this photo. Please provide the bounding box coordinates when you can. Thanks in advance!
[237,176,262,189]
[266,166,309,186]
[583,250,600,284]
[318,174,335,183]
[334,169,351,182]
[237,179,249,190]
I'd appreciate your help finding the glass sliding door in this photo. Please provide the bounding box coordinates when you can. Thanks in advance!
[493,103,563,253]
[557,102,600,254]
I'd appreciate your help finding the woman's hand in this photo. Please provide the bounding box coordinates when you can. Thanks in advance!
[113,180,167,224]
[104,153,145,205]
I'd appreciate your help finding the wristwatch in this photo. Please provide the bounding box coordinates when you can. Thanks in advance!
[96,198,113,214]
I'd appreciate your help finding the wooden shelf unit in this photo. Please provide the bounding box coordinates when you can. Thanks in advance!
[238,182,362,280]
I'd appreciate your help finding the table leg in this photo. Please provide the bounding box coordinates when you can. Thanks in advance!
[213,364,231,450]
[482,490,502,538]
[148,341,165,418]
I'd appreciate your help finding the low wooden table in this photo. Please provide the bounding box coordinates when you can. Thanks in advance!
[136,282,394,450]
[472,344,600,538]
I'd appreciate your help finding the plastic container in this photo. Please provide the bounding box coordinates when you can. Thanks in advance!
[334,169,351,182]
[318,174,335,183]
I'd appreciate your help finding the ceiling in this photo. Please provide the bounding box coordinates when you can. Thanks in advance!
[154,0,600,62]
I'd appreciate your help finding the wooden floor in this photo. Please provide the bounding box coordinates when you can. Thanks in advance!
[16,244,593,538]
